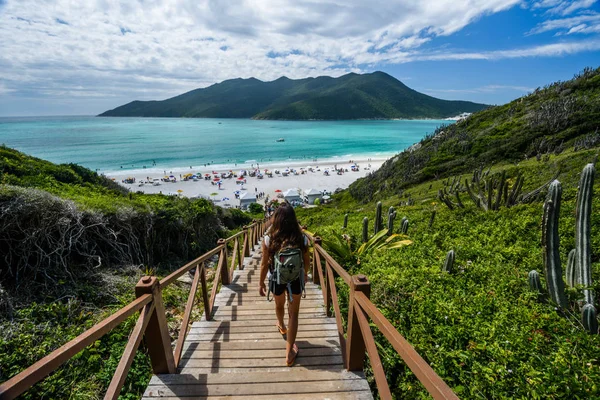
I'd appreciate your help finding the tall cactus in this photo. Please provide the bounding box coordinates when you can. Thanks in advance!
[575,163,595,304]
[541,180,567,308]
[582,303,598,334]
[528,270,543,299]
[343,213,348,229]
[565,249,576,288]
[374,202,382,234]
[362,217,368,243]
[428,210,436,229]
[401,218,409,234]
[387,207,396,235]
[442,250,455,273]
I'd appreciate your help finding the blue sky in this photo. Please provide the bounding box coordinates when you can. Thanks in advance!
[0,0,599,116]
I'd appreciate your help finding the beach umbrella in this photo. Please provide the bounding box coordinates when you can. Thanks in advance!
[222,197,230,201]
[274,189,282,192]
[177,189,183,194]
[213,177,221,181]
[234,190,241,194]
[204,173,210,177]
[237,176,244,180]
[322,195,331,199]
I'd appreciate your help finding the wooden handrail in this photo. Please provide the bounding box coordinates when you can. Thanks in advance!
[105,301,155,399]
[354,291,459,400]
[0,294,152,400]
[173,264,202,368]
[159,245,224,289]
[0,219,266,399]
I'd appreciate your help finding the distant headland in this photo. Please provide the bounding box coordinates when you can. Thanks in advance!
[99,71,489,120]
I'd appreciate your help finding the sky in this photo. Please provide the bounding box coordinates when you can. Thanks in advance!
[0,0,599,116]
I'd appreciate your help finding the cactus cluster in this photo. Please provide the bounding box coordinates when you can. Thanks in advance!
[374,202,383,234]
[387,207,397,235]
[400,217,409,234]
[530,163,597,334]
[541,180,567,308]
[439,167,560,211]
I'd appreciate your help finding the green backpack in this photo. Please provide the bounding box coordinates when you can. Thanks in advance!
[268,247,305,302]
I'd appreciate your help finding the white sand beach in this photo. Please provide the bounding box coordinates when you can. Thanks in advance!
[107,156,387,207]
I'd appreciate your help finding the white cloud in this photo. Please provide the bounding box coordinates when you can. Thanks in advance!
[0,0,597,114]
[532,0,598,15]
[410,40,600,61]
[424,84,535,94]
[527,13,600,35]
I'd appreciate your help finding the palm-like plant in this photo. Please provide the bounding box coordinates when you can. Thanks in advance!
[323,228,412,265]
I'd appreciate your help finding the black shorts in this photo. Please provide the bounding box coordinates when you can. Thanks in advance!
[270,277,302,296]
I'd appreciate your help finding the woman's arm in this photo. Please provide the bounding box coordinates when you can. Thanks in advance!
[303,246,311,281]
[259,241,269,296]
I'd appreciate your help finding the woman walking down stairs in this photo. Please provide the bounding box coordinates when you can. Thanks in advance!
[141,236,373,399]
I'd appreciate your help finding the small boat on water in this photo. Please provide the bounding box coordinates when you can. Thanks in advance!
[276,138,285,142]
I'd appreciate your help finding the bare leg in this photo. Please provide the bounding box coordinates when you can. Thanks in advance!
[274,293,286,331]
[286,293,302,364]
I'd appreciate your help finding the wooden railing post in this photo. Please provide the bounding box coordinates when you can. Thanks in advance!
[242,226,250,257]
[217,239,230,285]
[313,237,322,285]
[135,276,175,374]
[346,274,371,371]
[252,220,258,247]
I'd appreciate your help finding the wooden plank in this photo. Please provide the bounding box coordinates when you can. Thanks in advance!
[142,391,373,400]
[178,354,343,368]
[184,329,339,341]
[187,323,338,334]
[177,365,346,374]
[180,347,341,360]
[191,317,335,328]
[205,312,328,321]
[143,378,368,397]
[210,301,324,310]
[204,304,325,314]
[148,369,365,385]
[180,338,340,351]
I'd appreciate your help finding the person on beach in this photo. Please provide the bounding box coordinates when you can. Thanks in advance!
[259,203,310,366]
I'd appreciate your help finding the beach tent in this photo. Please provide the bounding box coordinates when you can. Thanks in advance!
[283,188,301,202]
[239,192,256,209]
[304,188,322,205]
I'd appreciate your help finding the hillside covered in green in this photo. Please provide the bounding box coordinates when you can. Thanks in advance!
[99,71,488,120]
[350,67,600,202]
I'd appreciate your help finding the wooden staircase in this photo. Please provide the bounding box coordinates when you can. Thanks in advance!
[142,239,373,399]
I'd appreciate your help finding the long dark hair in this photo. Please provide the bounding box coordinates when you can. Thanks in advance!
[268,203,305,258]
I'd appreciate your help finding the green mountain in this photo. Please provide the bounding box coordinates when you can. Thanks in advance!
[99,72,488,119]
[350,67,600,202]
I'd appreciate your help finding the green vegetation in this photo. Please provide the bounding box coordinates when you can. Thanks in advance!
[0,146,251,398]
[350,67,600,202]
[296,148,600,398]
[99,71,488,120]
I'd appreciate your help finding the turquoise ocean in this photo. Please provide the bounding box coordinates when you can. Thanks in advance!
[0,116,448,175]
